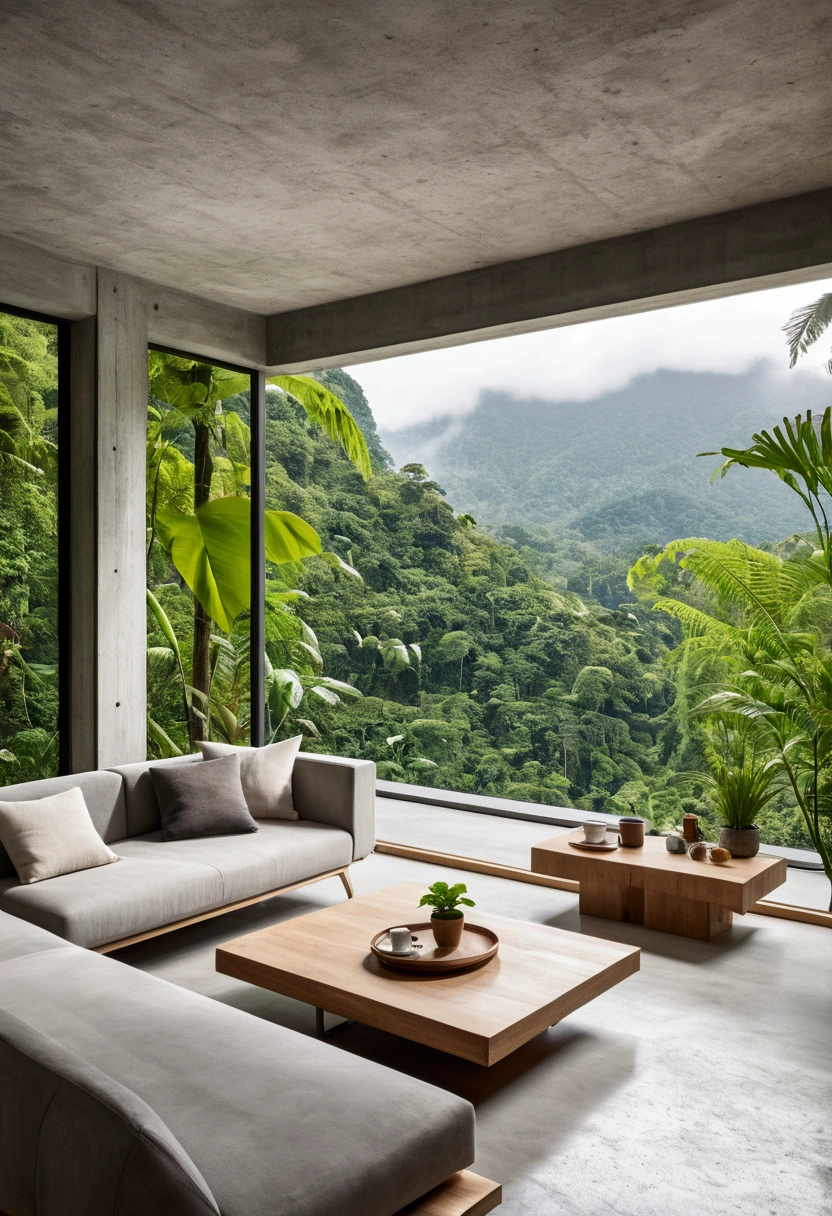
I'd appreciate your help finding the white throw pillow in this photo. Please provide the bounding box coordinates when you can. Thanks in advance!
[0,787,120,885]
[199,737,302,819]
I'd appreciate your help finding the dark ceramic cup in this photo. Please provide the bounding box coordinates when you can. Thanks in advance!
[618,817,645,847]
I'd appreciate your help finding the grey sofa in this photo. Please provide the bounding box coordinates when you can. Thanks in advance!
[0,752,375,950]
[0,909,477,1216]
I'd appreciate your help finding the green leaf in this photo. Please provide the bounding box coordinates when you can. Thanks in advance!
[147,717,183,757]
[265,510,322,564]
[268,374,372,479]
[320,551,362,580]
[146,589,182,661]
[157,497,321,631]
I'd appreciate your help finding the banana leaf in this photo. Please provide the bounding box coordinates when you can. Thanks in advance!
[156,496,321,630]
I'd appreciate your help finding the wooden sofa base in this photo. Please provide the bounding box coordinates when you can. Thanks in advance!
[396,1171,501,1215]
[94,865,354,954]
[0,1171,500,1216]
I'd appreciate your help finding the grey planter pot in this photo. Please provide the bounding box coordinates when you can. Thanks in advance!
[718,825,760,858]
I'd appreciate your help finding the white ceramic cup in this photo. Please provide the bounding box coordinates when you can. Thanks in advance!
[584,820,608,844]
[388,927,413,955]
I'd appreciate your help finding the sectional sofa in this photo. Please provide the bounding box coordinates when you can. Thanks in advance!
[0,751,375,950]
[0,752,499,1215]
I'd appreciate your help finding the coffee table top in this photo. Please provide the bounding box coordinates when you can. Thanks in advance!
[531,832,787,912]
[216,881,640,1065]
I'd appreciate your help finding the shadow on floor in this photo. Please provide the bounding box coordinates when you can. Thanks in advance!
[542,904,760,962]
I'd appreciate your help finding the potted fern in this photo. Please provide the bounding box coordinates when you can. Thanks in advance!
[691,725,782,858]
[419,881,475,949]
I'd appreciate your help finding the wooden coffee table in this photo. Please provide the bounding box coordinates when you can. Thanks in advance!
[531,831,788,941]
[216,881,640,1066]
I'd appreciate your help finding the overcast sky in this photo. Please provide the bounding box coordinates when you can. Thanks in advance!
[347,276,832,432]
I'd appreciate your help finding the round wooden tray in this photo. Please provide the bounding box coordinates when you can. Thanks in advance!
[370,923,499,974]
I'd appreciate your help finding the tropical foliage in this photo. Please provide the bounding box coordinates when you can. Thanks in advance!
[0,314,59,781]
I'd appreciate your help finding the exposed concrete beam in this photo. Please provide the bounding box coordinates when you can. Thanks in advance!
[0,233,267,368]
[0,233,96,320]
[266,190,832,371]
[142,278,267,370]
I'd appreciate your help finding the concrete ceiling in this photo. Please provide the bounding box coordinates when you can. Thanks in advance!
[1,0,830,315]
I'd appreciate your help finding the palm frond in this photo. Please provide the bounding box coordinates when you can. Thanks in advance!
[782,293,832,368]
[267,374,372,479]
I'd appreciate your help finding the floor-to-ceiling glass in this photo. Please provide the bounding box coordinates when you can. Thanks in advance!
[0,308,61,780]
[146,350,253,754]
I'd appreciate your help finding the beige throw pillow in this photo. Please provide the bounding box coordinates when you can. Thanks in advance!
[0,787,120,885]
[199,736,302,819]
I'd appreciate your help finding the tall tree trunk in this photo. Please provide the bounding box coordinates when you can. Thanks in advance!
[189,420,213,747]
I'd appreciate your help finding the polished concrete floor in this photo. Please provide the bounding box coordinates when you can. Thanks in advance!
[119,815,832,1216]
[377,798,831,910]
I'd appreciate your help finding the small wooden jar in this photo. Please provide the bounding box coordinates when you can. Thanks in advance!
[682,813,700,843]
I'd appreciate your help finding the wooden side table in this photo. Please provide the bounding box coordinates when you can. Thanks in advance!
[531,832,787,941]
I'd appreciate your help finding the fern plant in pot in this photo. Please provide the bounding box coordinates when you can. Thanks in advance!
[419,881,475,949]
[695,725,782,858]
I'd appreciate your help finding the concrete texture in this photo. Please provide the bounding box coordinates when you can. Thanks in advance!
[0,1,830,316]
[118,849,832,1216]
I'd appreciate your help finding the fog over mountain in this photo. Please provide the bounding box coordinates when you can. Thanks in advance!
[379,365,832,551]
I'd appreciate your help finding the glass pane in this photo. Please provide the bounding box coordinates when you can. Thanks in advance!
[146,352,251,756]
[257,282,832,912]
[0,310,60,781]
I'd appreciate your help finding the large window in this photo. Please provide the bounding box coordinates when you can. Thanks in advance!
[146,351,256,754]
[144,285,832,914]
[0,307,63,781]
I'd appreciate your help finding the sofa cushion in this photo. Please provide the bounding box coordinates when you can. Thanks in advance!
[0,786,121,884]
[0,1006,219,1216]
[0,856,224,948]
[200,736,301,819]
[0,946,476,1216]
[114,820,352,905]
[0,909,67,964]
[150,754,258,841]
[108,754,202,838]
[0,770,126,878]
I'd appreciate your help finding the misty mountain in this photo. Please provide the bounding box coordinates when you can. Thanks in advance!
[379,365,832,550]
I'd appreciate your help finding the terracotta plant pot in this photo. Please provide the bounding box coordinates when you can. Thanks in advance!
[431,913,465,949]
[718,825,760,858]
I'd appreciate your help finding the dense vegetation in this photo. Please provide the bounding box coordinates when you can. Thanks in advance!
[2,301,830,894]
[0,313,59,782]
[144,363,823,863]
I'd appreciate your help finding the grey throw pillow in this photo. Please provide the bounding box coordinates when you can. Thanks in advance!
[149,754,258,841]
[199,736,301,819]
[0,787,120,885]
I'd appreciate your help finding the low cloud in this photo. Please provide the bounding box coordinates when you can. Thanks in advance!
[348,277,832,431]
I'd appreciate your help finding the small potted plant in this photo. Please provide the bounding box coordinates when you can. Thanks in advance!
[419,881,475,949]
[681,724,781,858]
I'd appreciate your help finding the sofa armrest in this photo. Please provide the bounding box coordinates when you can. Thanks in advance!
[291,754,375,861]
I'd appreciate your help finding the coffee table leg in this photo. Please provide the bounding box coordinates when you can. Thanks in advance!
[643,891,733,941]
[579,875,644,924]
[315,1008,356,1038]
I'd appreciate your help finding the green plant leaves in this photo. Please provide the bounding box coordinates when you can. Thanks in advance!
[268,374,372,479]
[156,497,321,630]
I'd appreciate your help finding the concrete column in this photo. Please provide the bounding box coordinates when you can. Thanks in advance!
[95,270,148,767]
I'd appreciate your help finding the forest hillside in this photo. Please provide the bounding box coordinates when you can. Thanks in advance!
[381,365,831,550]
